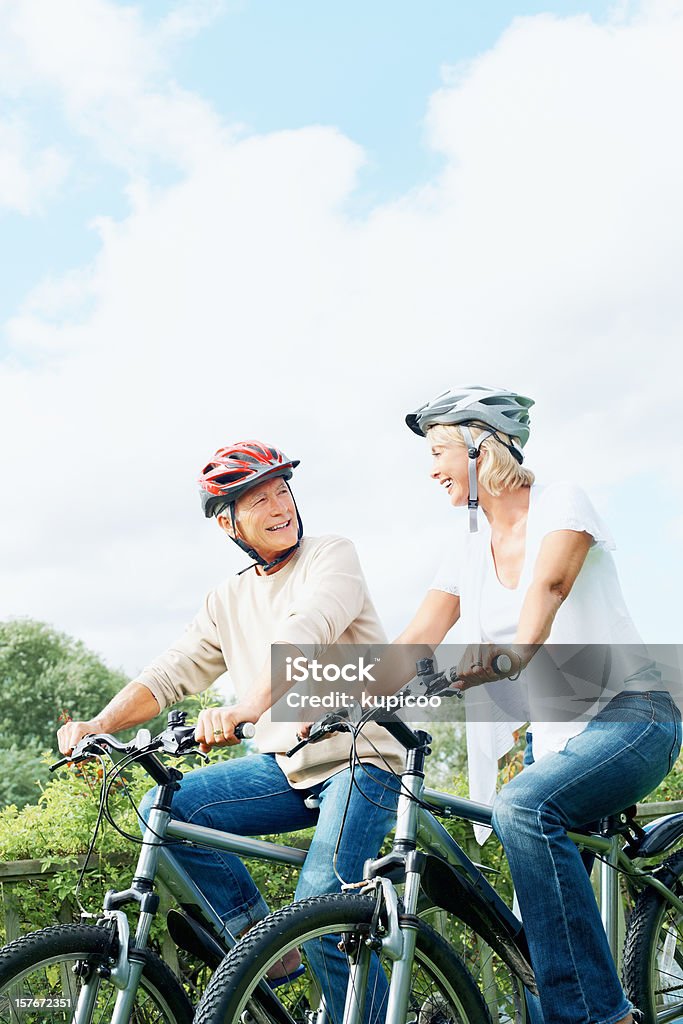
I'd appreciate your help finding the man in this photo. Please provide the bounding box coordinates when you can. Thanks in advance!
[57,440,403,967]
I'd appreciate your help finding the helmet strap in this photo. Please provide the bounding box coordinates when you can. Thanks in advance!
[461,425,494,533]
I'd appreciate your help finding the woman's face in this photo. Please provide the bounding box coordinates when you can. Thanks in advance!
[429,442,472,507]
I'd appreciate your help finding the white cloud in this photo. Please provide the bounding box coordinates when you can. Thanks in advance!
[0,0,228,175]
[1,0,682,673]
[160,0,231,42]
[0,115,69,213]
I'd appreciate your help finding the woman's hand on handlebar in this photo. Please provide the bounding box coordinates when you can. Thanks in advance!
[451,645,524,693]
[194,704,259,752]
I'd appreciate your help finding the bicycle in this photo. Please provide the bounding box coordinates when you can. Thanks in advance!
[0,712,314,1024]
[194,655,683,1024]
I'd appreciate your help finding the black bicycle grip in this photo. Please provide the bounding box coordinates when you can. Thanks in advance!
[235,722,256,740]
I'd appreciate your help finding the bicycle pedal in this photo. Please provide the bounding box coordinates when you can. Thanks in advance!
[267,963,306,989]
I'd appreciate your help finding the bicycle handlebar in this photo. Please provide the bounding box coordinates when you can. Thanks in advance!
[49,717,256,773]
[287,652,516,756]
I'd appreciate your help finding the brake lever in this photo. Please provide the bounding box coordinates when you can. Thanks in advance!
[49,736,109,772]
[286,720,350,757]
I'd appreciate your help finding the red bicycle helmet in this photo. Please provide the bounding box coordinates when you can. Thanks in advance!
[198,441,300,519]
[199,440,303,572]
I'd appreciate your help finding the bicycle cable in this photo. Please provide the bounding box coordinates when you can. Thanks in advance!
[349,708,462,819]
[328,708,451,886]
[322,715,405,886]
[101,745,194,847]
[329,725,359,887]
[94,744,245,946]
[72,749,111,918]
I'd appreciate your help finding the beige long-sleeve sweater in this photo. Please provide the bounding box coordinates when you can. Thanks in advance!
[136,535,404,787]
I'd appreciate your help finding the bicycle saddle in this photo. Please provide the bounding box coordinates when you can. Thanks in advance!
[628,812,683,859]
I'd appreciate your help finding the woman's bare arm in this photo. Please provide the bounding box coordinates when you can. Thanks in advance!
[515,529,593,648]
[455,530,593,688]
[365,590,461,697]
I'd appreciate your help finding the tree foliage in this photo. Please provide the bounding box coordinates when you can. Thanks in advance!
[0,618,233,809]
[0,619,126,750]
[0,619,128,808]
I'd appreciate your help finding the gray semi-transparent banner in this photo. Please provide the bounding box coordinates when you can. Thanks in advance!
[268,644,683,725]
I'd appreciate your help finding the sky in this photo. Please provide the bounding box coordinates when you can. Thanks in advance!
[1,0,682,682]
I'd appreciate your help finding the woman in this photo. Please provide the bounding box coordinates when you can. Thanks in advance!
[396,385,681,1024]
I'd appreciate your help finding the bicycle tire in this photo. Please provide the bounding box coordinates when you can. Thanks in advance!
[623,849,683,1024]
[195,892,491,1024]
[418,907,529,1024]
[0,923,194,1024]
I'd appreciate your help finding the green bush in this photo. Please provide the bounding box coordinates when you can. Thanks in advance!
[646,748,683,803]
[0,688,277,945]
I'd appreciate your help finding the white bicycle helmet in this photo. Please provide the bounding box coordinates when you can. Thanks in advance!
[406,386,534,532]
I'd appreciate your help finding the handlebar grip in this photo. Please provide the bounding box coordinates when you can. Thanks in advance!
[235,722,256,740]
[491,653,513,674]
[449,652,516,699]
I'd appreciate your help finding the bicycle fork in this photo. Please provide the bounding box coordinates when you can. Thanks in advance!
[342,735,431,1024]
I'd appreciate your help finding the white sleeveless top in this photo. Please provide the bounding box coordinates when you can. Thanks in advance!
[431,481,652,831]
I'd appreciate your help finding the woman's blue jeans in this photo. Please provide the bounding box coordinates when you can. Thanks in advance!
[140,753,399,935]
[492,691,682,1024]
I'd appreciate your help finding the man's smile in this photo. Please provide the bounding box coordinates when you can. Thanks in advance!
[266,519,292,531]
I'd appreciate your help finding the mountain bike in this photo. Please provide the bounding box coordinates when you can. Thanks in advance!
[195,656,683,1024]
[0,712,311,1024]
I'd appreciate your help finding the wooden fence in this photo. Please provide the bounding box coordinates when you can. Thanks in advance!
[0,852,181,972]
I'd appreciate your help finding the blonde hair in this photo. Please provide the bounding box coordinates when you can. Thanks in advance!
[427,423,535,496]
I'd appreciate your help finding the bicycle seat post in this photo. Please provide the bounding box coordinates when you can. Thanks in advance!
[599,834,623,957]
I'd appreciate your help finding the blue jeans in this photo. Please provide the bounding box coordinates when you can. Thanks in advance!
[492,691,682,1024]
[139,753,399,935]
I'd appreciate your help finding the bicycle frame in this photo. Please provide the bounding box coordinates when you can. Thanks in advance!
[75,770,307,1024]
[159,820,307,936]
[347,740,683,1024]
[69,718,683,1024]
[421,788,683,956]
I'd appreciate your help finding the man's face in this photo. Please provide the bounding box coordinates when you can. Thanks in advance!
[219,476,298,561]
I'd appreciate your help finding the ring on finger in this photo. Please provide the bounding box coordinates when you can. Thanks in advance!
[470,662,482,670]
[213,729,223,737]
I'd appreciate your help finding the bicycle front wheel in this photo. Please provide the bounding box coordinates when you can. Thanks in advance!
[623,849,683,1024]
[0,923,193,1024]
[195,893,491,1024]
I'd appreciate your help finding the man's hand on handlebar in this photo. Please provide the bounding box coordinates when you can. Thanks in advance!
[297,721,330,742]
[194,704,259,752]
[57,717,105,757]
